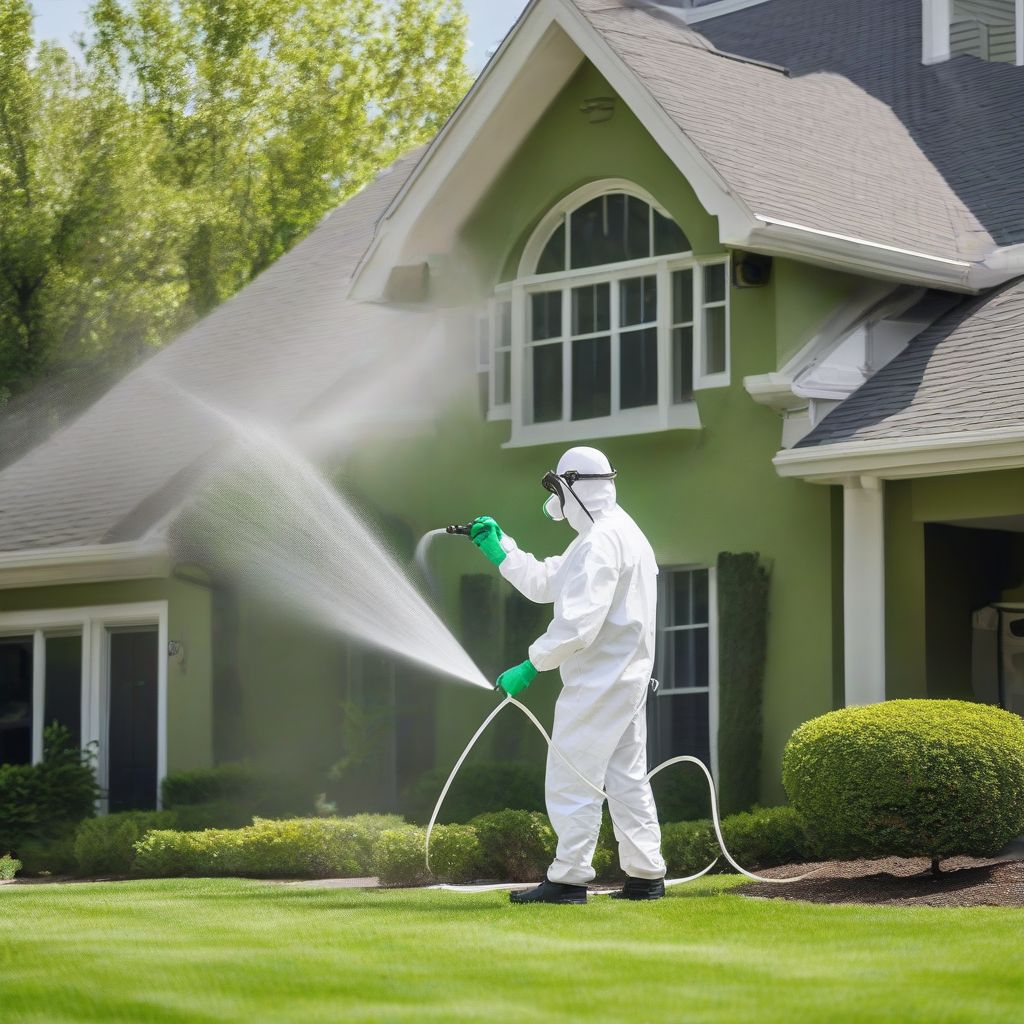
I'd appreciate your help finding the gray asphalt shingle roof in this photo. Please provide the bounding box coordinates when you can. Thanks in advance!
[691,0,1024,249]
[573,0,995,260]
[796,277,1024,448]
[0,152,422,552]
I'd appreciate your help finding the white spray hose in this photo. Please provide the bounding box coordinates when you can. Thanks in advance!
[426,694,824,890]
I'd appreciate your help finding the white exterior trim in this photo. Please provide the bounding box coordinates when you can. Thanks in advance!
[0,540,169,590]
[0,602,169,811]
[842,478,886,705]
[774,426,1024,483]
[922,0,952,64]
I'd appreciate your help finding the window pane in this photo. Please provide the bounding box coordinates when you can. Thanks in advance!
[497,300,512,348]
[0,636,33,765]
[672,326,694,402]
[648,691,710,767]
[625,195,650,261]
[537,220,566,275]
[531,291,561,341]
[669,568,709,625]
[44,634,81,750]
[705,306,727,375]
[672,269,693,324]
[495,350,511,406]
[572,282,610,335]
[654,209,690,256]
[665,629,710,690]
[619,275,657,327]
[704,263,726,303]
[572,336,611,420]
[620,327,658,409]
[530,343,562,422]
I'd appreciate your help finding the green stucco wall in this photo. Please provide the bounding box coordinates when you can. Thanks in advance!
[0,575,213,776]
[341,62,868,806]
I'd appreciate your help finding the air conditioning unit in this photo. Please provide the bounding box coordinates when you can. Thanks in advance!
[972,603,1024,716]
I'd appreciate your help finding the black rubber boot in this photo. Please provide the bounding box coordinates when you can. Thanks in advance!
[509,878,588,904]
[611,877,666,901]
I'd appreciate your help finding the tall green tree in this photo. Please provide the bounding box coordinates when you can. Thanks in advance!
[0,0,468,442]
[85,0,470,315]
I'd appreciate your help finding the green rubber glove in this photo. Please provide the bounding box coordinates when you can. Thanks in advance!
[496,659,537,698]
[470,515,507,567]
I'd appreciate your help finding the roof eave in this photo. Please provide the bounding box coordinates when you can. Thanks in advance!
[773,427,1024,484]
[0,539,170,590]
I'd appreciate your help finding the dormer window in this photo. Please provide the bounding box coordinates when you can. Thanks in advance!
[478,181,728,446]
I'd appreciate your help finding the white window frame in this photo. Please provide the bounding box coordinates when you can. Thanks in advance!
[0,602,169,812]
[478,296,512,420]
[653,565,719,782]
[485,180,728,447]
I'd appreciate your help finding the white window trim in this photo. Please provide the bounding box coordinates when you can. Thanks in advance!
[654,565,719,782]
[483,181,729,444]
[0,602,169,812]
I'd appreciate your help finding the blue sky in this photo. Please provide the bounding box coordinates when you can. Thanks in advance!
[29,1,531,72]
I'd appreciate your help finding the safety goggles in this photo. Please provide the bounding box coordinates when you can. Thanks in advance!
[541,466,617,522]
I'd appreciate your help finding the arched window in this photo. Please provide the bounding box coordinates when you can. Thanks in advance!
[479,182,728,443]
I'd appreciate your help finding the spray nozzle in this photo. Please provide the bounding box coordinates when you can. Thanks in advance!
[445,523,472,536]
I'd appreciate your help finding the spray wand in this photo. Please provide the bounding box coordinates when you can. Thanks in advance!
[445,523,473,536]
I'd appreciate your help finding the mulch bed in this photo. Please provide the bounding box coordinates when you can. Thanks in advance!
[735,856,1024,908]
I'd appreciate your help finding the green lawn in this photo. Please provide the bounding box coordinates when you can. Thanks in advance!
[0,876,1020,1023]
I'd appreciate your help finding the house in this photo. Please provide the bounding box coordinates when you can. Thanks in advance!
[3,0,1024,816]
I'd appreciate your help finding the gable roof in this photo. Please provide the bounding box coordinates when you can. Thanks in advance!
[792,277,1024,451]
[353,0,1024,298]
[0,151,424,554]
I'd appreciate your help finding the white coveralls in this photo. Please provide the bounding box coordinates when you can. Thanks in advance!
[497,447,666,885]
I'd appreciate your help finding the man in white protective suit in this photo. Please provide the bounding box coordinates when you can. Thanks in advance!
[468,446,667,904]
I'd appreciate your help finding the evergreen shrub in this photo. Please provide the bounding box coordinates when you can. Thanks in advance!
[783,699,1024,861]
[74,811,177,876]
[372,827,431,887]
[160,761,307,818]
[133,816,389,878]
[470,810,556,881]
[0,853,21,880]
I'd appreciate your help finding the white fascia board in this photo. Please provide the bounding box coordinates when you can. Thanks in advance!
[349,1,584,301]
[0,540,170,590]
[742,218,979,292]
[773,427,1024,483]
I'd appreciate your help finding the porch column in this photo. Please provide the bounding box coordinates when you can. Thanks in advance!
[843,475,886,705]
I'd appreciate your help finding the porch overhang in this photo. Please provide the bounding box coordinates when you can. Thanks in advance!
[772,427,1024,485]
[0,539,170,590]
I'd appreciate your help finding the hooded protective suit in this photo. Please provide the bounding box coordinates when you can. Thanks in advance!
[496,446,666,885]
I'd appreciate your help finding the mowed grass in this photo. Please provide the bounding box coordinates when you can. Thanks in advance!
[1,876,1021,1024]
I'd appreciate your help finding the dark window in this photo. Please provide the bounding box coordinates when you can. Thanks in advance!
[0,636,33,765]
[44,634,82,749]
[654,209,690,256]
[648,568,712,768]
[531,291,561,341]
[620,328,658,409]
[572,336,611,420]
[531,343,562,422]
[537,220,566,275]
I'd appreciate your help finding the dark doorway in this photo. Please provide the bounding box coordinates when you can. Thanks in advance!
[107,628,158,811]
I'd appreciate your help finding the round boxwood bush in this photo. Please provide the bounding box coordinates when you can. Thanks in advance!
[783,699,1024,861]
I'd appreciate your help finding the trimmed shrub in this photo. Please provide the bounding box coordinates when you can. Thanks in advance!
[74,811,177,876]
[0,725,100,870]
[400,762,545,825]
[470,809,555,882]
[373,827,432,886]
[783,699,1024,861]
[719,806,810,868]
[661,819,718,876]
[133,816,382,878]
[427,824,482,883]
[651,769,712,824]
[0,853,21,880]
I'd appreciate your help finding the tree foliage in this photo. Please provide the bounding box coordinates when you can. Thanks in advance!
[0,0,468,428]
